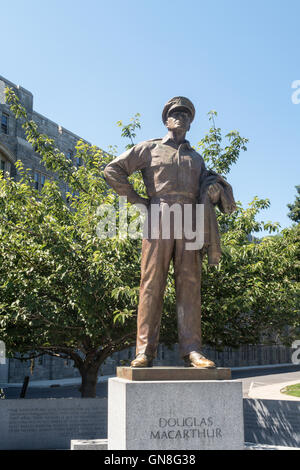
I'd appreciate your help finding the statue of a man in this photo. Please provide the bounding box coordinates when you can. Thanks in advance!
[104,97,236,368]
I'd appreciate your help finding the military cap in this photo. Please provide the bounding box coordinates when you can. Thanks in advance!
[162,96,195,124]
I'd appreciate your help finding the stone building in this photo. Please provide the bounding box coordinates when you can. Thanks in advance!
[0,75,85,194]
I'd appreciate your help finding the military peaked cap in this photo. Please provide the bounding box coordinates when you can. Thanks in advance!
[162,96,195,123]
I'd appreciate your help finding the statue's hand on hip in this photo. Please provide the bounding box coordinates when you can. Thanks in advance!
[207,182,222,204]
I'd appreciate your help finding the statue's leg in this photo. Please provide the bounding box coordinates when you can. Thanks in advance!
[174,240,202,358]
[136,236,174,358]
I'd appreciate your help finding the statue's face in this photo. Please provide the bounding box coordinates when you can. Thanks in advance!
[165,109,191,132]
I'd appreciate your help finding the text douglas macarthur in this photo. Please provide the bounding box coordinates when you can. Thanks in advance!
[150,417,222,440]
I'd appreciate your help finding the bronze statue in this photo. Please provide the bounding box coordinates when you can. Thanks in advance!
[104,97,236,368]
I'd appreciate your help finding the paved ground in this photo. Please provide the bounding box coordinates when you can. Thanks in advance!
[247,379,300,400]
[231,364,300,397]
[2,379,108,399]
[2,364,300,399]
[70,439,300,451]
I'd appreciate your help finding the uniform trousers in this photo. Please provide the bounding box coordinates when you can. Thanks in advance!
[136,197,202,358]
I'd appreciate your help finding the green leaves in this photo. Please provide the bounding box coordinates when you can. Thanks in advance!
[201,223,300,348]
[117,113,141,150]
[197,110,248,175]
[287,185,300,223]
[195,112,299,348]
[113,309,135,325]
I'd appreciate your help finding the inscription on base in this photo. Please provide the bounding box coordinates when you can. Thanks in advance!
[150,416,222,440]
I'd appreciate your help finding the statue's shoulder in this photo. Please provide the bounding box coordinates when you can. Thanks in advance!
[144,138,162,145]
[135,138,161,148]
[190,147,204,161]
[135,138,162,151]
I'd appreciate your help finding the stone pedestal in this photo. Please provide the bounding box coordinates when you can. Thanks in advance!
[108,371,244,450]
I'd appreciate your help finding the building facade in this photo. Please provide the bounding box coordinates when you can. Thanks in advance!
[0,75,85,194]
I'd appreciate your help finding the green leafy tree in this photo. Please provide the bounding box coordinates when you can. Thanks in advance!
[197,110,248,175]
[201,205,299,347]
[0,90,145,397]
[0,91,299,398]
[196,113,299,347]
[287,185,300,223]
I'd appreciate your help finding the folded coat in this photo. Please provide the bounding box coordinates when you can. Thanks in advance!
[199,170,236,265]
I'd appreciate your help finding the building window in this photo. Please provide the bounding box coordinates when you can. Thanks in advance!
[0,158,11,177]
[76,156,82,168]
[33,171,47,191]
[34,171,40,190]
[41,174,46,189]
[1,113,9,134]
[66,150,73,161]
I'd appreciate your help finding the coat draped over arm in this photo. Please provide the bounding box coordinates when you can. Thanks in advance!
[198,169,236,265]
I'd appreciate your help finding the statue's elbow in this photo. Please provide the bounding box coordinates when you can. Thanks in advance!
[103,164,112,184]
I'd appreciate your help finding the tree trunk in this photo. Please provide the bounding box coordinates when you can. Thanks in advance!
[79,364,100,398]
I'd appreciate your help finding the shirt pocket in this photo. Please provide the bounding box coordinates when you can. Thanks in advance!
[185,154,202,172]
[150,153,174,168]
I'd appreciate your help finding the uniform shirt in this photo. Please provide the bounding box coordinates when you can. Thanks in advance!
[104,134,206,204]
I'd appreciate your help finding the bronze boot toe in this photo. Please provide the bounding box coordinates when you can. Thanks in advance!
[131,353,153,368]
[184,351,216,369]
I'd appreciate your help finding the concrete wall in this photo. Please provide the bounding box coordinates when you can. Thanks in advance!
[0,397,107,450]
[244,398,300,447]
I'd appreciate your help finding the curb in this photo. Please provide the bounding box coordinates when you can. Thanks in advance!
[245,442,300,450]
[232,363,299,372]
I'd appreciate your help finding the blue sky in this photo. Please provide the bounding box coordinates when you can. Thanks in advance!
[1,0,299,233]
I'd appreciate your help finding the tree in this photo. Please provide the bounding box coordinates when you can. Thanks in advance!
[197,113,299,347]
[201,203,299,347]
[287,185,300,223]
[0,90,145,397]
[0,93,299,398]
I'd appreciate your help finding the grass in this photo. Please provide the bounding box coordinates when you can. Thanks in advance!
[280,383,300,398]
